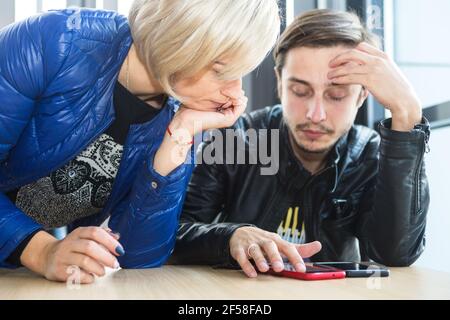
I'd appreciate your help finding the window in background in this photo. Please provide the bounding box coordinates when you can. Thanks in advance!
[393,0,450,272]
[285,0,294,25]
[415,126,450,273]
[284,0,317,27]
[394,0,450,108]
[41,0,67,12]
[96,0,104,9]
[15,0,67,22]
[15,0,38,21]
[118,0,132,16]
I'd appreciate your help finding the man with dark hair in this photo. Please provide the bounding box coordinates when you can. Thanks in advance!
[172,9,430,278]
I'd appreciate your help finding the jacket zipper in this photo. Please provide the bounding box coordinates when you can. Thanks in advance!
[414,133,427,215]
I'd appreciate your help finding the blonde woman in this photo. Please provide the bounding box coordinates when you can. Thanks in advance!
[0,0,280,283]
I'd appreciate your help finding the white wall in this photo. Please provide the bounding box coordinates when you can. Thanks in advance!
[415,126,450,272]
[395,0,450,108]
[393,0,450,271]
[0,0,15,28]
[393,0,450,272]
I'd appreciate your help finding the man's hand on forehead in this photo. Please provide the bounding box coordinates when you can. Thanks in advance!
[327,42,422,131]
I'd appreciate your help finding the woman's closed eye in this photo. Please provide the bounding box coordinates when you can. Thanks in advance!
[213,61,227,76]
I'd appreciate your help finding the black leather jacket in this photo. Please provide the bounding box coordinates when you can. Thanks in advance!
[173,105,430,267]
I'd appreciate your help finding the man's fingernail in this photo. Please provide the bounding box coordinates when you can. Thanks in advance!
[115,245,125,256]
[114,260,120,269]
[249,272,257,278]
[296,263,306,272]
[273,261,283,270]
[261,262,269,270]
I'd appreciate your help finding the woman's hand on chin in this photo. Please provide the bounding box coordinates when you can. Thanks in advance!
[171,88,248,136]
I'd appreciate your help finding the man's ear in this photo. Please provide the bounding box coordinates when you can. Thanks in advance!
[274,67,282,100]
[357,86,370,108]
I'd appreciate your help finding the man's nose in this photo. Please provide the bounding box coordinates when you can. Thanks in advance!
[306,98,326,123]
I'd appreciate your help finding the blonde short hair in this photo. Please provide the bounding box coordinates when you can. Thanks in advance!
[128,0,280,98]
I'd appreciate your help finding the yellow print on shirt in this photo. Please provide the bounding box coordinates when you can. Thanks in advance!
[277,206,305,244]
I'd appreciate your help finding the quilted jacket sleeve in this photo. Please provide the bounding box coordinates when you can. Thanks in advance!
[0,13,68,267]
[108,145,195,268]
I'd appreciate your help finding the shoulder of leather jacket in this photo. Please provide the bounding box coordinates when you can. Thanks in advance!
[344,125,380,161]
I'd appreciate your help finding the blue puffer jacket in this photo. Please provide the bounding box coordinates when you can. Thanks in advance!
[0,8,194,268]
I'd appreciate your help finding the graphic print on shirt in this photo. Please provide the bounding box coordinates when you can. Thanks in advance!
[15,134,123,229]
[277,206,305,245]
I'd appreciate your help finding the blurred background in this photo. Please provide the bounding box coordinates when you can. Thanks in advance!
[0,0,449,272]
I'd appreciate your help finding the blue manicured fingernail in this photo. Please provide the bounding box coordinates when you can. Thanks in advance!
[116,245,125,256]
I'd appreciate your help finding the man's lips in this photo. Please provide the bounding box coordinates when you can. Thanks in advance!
[301,130,327,140]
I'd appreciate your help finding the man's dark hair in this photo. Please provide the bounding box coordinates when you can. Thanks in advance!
[274,9,380,76]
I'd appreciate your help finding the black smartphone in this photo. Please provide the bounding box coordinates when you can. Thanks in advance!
[313,262,390,278]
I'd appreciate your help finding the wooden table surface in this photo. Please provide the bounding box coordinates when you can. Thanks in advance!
[1,265,450,300]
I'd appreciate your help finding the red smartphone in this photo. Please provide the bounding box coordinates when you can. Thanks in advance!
[267,262,346,281]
